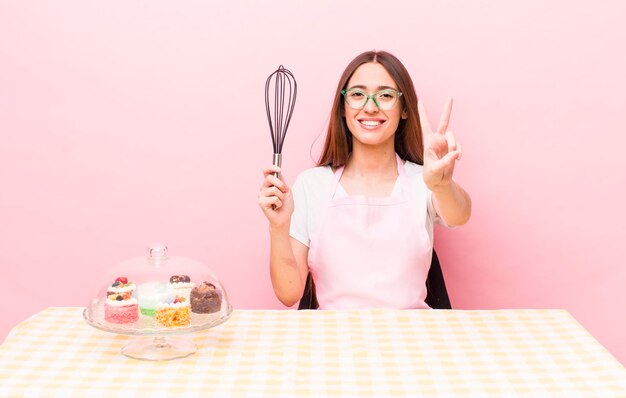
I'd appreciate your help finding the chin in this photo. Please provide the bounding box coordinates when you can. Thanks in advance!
[352,130,393,144]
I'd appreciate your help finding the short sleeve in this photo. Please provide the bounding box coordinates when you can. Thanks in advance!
[289,176,310,247]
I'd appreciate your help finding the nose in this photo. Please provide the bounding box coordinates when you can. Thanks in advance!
[363,96,379,113]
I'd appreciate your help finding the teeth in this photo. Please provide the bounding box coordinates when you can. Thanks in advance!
[360,120,382,126]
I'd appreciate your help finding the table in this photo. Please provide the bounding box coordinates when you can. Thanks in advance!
[1,308,625,397]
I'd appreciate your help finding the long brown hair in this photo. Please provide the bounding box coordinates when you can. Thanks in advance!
[317,50,423,167]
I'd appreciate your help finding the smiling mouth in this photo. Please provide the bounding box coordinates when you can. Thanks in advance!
[358,119,385,127]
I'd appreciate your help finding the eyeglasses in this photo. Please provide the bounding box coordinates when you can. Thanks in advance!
[341,88,403,111]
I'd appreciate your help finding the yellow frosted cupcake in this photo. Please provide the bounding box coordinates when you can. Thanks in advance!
[155,295,191,327]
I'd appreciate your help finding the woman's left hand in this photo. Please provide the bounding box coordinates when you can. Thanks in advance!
[419,98,462,191]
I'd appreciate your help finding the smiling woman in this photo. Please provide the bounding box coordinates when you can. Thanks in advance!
[258,50,472,309]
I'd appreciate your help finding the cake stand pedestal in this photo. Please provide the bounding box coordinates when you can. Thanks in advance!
[122,336,197,361]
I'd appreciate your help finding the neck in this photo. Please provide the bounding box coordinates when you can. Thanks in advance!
[345,142,397,178]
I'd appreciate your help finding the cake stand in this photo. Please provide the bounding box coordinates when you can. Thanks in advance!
[83,244,233,361]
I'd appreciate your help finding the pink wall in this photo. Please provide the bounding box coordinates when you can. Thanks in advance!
[2,1,625,364]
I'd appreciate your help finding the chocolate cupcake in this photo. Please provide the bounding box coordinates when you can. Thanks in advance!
[190,281,222,314]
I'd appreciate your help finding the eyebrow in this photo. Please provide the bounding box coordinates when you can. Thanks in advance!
[348,85,398,91]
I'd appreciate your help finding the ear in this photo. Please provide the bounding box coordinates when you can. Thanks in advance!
[401,109,408,119]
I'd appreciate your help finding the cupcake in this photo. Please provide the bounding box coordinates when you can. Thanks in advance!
[104,277,138,324]
[155,295,191,327]
[137,281,170,317]
[190,281,222,314]
[169,275,195,302]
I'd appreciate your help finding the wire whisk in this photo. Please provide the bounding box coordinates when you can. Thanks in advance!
[265,65,297,178]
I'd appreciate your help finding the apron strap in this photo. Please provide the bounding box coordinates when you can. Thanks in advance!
[328,164,345,200]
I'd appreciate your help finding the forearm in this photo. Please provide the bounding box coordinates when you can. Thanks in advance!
[269,224,305,306]
[431,180,472,226]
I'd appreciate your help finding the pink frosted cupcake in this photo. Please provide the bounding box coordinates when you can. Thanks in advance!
[104,277,138,324]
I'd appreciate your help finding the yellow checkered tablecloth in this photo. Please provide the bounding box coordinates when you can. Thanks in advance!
[1,308,626,397]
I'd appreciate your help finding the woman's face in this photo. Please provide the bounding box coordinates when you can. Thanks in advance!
[343,62,407,148]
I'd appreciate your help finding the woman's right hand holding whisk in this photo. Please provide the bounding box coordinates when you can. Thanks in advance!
[259,165,294,228]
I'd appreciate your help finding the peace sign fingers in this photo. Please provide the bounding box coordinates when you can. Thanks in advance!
[437,98,453,135]
[418,97,454,138]
[420,98,462,192]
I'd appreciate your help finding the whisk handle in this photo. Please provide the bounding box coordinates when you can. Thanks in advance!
[271,153,282,210]
[272,153,282,178]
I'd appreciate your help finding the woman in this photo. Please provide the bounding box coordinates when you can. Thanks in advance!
[258,50,471,309]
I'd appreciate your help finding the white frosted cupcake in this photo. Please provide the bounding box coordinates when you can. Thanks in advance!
[137,281,170,317]
[169,275,195,302]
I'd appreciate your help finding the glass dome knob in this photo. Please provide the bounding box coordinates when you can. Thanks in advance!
[148,244,168,266]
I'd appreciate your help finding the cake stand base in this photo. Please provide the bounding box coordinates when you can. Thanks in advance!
[122,336,197,361]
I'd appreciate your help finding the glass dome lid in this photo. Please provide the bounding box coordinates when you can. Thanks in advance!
[84,244,232,336]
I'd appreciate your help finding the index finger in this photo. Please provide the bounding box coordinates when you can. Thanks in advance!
[436,97,453,135]
[262,173,287,192]
[263,165,282,177]
[417,100,432,135]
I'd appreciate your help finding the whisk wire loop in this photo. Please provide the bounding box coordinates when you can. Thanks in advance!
[265,65,297,156]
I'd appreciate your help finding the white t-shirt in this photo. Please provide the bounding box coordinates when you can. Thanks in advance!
[289,161,445,247]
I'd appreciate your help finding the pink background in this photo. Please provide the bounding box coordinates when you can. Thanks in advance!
[1,1,625,364]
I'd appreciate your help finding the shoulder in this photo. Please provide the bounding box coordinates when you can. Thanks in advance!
[294,166,334,187]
